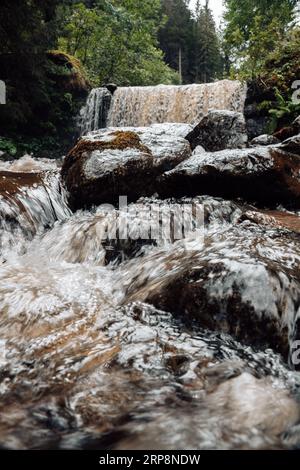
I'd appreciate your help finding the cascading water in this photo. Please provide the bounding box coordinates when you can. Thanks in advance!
[1,184,300,449]
[79,87,112,135]
[79,80,246,134]
[108,80,246,127]
[0,156,71,261]
[1,86,300,451]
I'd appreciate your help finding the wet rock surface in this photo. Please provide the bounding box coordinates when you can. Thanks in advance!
[280,133,300,155]
[250,134,280,146]
[185,110,248,151]
[62,125,191,210]
[274,116,300,142]
[159,146,300,208]
[122,223,300,363]
[240,209,300,234]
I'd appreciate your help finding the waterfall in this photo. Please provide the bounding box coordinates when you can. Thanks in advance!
[108,80,246,128]
[79,80,246,133]
[79,87,112,135]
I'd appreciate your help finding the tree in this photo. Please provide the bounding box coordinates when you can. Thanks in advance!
[0,1,89,155]
[158,0,195,84]
[193,0,223,83]
[0,0,61,55]
[0,0,64,132]
[59,1,179,85]
[223,0,298,77]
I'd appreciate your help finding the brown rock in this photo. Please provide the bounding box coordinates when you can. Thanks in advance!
[124,223,300,363]
[62,125,191,210]
[159,146,300,209]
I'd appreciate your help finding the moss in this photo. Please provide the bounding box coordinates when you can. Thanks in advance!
[63,131,152,177]
[47,50,90,94]
[61,131,156,209]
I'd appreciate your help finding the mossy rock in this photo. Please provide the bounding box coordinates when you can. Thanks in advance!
[47,50,90,96]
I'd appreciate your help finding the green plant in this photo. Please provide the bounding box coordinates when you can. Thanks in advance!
[268,88,300,130]
[0,137,17,156]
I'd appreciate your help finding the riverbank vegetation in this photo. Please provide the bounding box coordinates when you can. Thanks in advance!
[0,0,299,158]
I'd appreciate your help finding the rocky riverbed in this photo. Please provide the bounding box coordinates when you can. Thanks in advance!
[1,110,300,449]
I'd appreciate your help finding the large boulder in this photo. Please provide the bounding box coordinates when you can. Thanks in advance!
[124,223,300,363]
[62,124,192,210]
[159,145,300,208]
[87,123,193,169]
[185,110,248,152]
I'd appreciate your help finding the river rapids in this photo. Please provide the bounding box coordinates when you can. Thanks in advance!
[0,153,300,450]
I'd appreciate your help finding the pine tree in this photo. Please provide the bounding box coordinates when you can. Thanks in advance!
[158,0,195,83]
[193,0,222,83]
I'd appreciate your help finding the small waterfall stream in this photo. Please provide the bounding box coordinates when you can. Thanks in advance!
[1,85,300,450]
[79,80,246,134]
[108,80,246,127]
[79,87,112,135]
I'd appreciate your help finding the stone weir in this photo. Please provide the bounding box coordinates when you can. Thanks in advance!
[79,80,247,134]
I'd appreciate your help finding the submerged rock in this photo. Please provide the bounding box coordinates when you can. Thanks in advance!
[122,223,300,363]
[239,209,300,234]
[62,125,191,210]
[185,110,248,152]
[0,170,71,261]
[159,146,300,208]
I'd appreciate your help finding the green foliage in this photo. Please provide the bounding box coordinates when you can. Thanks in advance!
[0,0,62,54]
[0,135,66,160]
[250,28,300,131]
[158,0,223,84]
[158,0,195,84]
[223,0,300,131]
[0,137,17,157]
[260,28,300,93]
[0,1,90,157]
[223,0,298,78]
[267,88,300,131]
[59,1,178,86]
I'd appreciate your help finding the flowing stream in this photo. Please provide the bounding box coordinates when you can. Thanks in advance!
[1,90,300,449]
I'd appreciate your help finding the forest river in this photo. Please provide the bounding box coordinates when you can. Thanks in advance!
[0,82,300,450]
